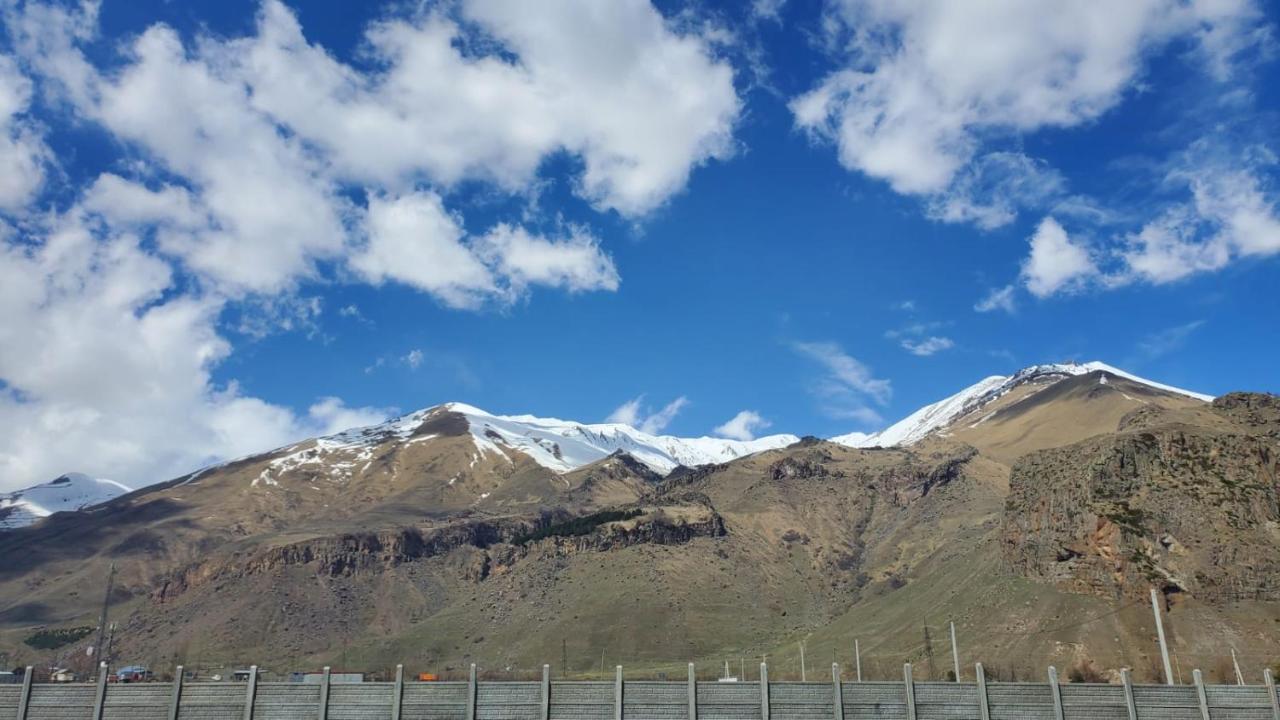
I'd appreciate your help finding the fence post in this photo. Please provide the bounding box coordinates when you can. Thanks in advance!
[1047,667,1063,720]
[318,667,331,720]
[854,642,861,683]
[614,666,623,720]
[831,664,843,720]
[1192,670,1209,720]
[687,663,697,720]
[92,662,109,720]
[903,664,916,720]
[466,664,477,720]
[169,666,185,720]
[392,665,404,720]
[1264,668,1279,720]
[242,666,258,720]
[15,666,33,720]
[760,663,770,720]
[1121,669,1138,720]
[542,665,551,720]
[974,664,990,720]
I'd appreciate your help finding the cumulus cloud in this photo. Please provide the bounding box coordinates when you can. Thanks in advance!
[0,211,391,491]
[0,55,49,212]
[606,396,689,435]
[714,410,772,441]
[0,0,739,490]
[792,0,1268,223]
[1021,217,1098,297]
[792,341,890,424]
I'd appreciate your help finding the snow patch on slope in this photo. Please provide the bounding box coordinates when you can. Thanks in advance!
[0,473,132,530]
[832,361,1212,450]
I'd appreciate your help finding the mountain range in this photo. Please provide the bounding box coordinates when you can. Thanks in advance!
[0,361,1275,683]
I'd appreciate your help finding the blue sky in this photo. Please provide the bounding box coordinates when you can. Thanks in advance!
[1,0,1278,490]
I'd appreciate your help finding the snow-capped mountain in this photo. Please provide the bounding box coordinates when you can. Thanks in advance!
[281,401,801,479]
[0,473,132,530]
[832,361,1212,450]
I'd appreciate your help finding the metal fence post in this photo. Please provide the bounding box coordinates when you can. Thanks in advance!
[466,664,477,720]
[15,666,33,720]
[169,666,185,720]
[1264,668,1279,720]
[392,665,404,720]
[541,665,551,720]
[831,664,843,720]
[1121,669,1138,720]
[318,667,331,720]
[92,662,109,720]
[1192,670,1209,720]
[614,666,623,720]
[903,664,916,720]
[974,664,990,720]
[1047,667,1063,720]
[760,663,770,720]
[242,666,258,720]
[687,663,697,720]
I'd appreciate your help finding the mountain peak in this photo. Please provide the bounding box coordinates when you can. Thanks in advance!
[0,473,132,530]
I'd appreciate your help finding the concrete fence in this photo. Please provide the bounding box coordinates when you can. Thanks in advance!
[2,663,1278,720]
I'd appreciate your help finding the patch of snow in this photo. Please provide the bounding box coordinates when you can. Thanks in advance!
[0,473,133,530]
[832,360,1212,450]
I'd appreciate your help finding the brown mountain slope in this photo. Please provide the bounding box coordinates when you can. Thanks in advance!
[0,388,1276,683]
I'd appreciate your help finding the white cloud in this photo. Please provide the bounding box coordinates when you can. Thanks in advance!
[474,224,619,296]
[792,341,890,424]
[1121,161,1280,284]
[901,336,954,357]
[1135,320,1205,361]
[0,54,49,213]
[925,152,1068,231]
[0,211,390,492]
[713,410,771,441]
[1021,217,1098,297]
[403,349,425,370]
[975,285,1016,314]
[791,0,1268,214]
[233,0,739,216]
[606,395,689,435]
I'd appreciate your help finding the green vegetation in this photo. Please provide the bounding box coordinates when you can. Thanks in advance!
[24,626,94,650]
[513,508,642,545]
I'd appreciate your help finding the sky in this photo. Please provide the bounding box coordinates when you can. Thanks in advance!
[1,0,1278,491]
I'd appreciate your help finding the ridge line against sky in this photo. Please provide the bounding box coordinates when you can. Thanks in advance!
[0,0,1277,491]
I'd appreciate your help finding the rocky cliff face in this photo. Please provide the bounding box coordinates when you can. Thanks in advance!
[1002,393,1280,602]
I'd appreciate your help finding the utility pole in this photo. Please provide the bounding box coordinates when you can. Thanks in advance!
[1230,647,1244,686]
[561,639,567,679]
[92,563,116,666]
[1149,588,1174,685]
[949,622,960,682]
[854,640,862,682]
[798,641,806,682]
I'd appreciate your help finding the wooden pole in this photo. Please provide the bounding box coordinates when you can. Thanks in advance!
[949,622,960,682]
[1150,588,1174,685]
[974,664,990,720]
[1192,669,1210,720]
[1230,648,1244,686]
[168,666,185,720]
[1121,669,1138,720]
